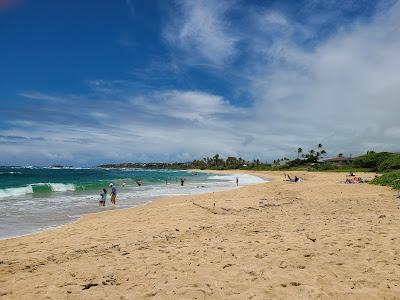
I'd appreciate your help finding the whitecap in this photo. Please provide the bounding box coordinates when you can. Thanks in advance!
[0,186,34,199]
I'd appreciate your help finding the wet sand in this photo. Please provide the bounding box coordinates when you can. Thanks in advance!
[1,171,399,299]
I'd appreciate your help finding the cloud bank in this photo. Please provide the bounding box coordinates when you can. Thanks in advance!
[1,0,399,165]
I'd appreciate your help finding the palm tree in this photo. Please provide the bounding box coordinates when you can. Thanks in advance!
[213,154,220,166]
[297,147,303,159]
[338,153,343,158]
[320,149,326,158]
[309,149,315,156]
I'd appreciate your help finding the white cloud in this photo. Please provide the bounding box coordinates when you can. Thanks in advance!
[160,0,400,158]
[19,91,66,103]
[130,90,239,123]
[163,0,237,66]
[0,89,247,165]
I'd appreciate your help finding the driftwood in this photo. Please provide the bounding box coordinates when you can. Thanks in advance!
[82,283,98,290]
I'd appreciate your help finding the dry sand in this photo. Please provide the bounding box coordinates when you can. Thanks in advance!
[1,171,400,299]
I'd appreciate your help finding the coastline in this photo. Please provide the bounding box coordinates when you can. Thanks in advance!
[0,171,266,241]
[1,171,399,299]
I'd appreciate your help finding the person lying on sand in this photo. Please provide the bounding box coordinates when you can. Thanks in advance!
[285,174,303,183]
[345,176,368,184]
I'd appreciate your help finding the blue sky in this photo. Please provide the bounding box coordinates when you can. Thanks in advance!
[1,0,399,166]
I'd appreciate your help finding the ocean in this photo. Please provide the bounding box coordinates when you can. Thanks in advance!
[0,167,265,240]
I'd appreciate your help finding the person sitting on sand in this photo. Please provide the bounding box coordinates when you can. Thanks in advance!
[99,189,107,207]
[109,183,117,205]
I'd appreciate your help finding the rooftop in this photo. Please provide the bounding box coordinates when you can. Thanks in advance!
[324,157,353,162]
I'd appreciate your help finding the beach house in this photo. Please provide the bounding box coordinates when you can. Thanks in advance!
[323,156,353,166]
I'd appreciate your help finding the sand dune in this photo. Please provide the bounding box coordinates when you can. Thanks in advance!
[1,171,399,299]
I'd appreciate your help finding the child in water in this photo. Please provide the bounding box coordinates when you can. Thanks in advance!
[99,189,107,207]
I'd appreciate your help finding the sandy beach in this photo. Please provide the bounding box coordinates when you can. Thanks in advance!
[1,171,399,299]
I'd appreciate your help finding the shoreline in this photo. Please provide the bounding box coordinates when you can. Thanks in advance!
[0,172,268,242]
[1,171,399,299]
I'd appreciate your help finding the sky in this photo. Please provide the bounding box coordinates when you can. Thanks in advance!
[0,0,399,166]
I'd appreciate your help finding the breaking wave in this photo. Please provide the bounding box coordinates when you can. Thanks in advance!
[0,183,76,199]
[0,171,22,175]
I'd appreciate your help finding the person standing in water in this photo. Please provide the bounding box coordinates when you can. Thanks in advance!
[236,177,239,186]
[180,178,185,186]
[99,189,107,207]
[109,183,117,205]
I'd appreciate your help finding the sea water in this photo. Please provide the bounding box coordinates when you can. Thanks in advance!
[0,167,265,239]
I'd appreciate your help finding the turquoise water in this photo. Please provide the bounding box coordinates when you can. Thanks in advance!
[0,167,265,239]
[0,167,210,197]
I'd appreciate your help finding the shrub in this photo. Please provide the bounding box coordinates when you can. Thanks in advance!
[353,152,393,170]
[378,153,400,172]
[370,171,400,190]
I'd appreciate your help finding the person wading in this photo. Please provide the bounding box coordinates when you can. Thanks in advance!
[109,183,117,205]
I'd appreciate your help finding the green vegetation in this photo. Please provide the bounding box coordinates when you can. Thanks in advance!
[353,151,400,172]
[191,155,269,170]
[371,171,400,190]
[377,153,400,172]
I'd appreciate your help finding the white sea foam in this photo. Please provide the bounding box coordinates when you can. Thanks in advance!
[207,173,266,185]
[48,183,76,192]
[32,183,76,192]
[0,183,76,199]
[0,186,34,199]
[0,171,22,175]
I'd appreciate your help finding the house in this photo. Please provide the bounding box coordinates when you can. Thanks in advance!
[323,156,353,166]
